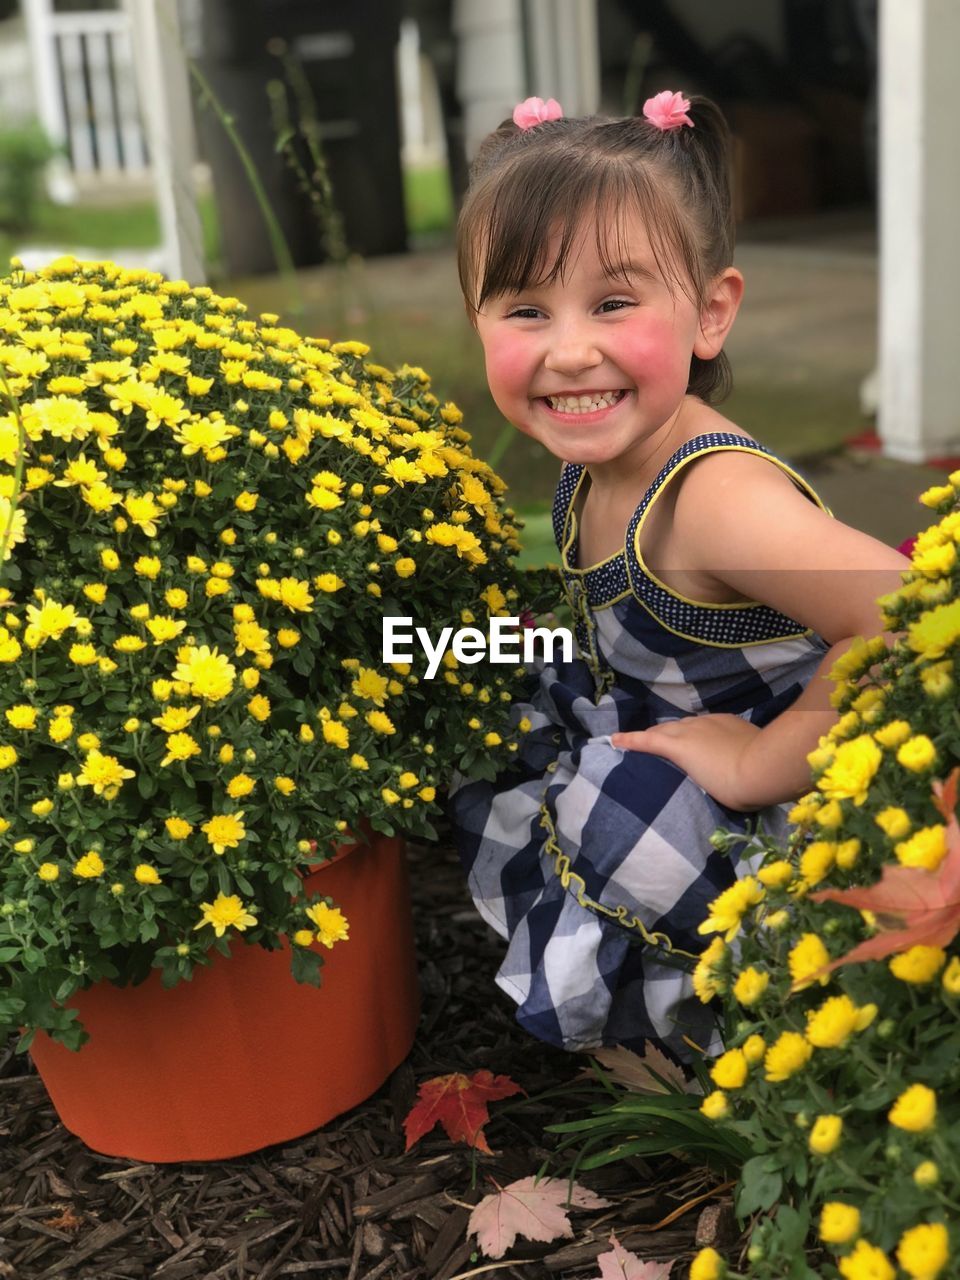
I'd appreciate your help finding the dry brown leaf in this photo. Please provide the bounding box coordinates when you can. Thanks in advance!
[587,1044,688,1095]
[468,1176,610,1258]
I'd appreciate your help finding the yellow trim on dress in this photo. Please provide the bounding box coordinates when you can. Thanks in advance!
[589,587,634,611]
[560,466,624,575]
[538,802,700,962]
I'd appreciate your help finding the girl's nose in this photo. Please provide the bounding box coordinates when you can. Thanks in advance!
[543,327,603,376]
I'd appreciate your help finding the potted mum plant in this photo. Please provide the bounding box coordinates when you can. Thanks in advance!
[686,482,960,1279]
[0,257,553,1160]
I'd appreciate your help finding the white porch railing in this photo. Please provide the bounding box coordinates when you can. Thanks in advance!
[22,0,148,191]
[53,8,148,176]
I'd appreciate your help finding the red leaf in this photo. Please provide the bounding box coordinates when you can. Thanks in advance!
[402,1069,524,1153]
[468,1176,610,1257]
[807,769,960,979]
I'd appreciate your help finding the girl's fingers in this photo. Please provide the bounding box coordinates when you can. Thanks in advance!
[610,728,671,753]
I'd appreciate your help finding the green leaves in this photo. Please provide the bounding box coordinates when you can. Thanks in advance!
[736,1155,783,1218]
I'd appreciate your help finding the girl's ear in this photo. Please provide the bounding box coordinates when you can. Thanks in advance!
[693,267,744,360]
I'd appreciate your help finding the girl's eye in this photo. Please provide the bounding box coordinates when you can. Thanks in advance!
[598,299,634,314]
[506,307,543,320]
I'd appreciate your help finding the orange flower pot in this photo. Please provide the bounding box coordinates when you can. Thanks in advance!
[28,833,420,1162]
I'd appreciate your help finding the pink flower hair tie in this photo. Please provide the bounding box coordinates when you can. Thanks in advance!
[642,90,694,132]
[513,96,563,130]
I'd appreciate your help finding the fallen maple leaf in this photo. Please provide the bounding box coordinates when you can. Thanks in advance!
[468,1175,611,1258]
[594,1233,674,1279]
[402,1069,524,1153]
[587,1044,689,1095]
[807,769,960,980]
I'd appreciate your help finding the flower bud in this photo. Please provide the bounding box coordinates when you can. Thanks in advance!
[913,1160,939,1188]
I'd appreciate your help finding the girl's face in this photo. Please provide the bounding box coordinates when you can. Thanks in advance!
[474,212,732,478]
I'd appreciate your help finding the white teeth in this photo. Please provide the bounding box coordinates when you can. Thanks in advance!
[546,391,623,413]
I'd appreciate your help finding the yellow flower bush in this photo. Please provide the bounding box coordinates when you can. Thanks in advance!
[0,258,554,1047]
[687,482,960,1279]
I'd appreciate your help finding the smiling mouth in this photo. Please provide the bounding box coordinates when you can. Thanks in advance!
[543,390,627,414]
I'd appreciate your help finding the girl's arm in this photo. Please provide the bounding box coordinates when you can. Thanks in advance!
[612,452,909,811]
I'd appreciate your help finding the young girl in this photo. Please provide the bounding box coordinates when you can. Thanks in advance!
[448,91,907,1063]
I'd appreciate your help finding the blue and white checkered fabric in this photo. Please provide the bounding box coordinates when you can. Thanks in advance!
[449,433,831,1062]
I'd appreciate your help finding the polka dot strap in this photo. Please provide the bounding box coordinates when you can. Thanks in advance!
[624,433,820,646]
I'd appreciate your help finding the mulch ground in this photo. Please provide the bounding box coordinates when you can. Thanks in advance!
[0,836,740,1280]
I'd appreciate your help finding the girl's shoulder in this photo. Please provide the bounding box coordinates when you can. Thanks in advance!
[665,417,907,642]
[637,411,829,605]
[663,408,815,506]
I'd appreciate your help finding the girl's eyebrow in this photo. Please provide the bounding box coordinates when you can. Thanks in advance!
[603,261,659,283]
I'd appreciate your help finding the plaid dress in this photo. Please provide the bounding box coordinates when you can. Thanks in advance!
[449,432,831,1062]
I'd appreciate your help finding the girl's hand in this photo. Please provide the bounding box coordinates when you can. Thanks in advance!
[611,714,763,812]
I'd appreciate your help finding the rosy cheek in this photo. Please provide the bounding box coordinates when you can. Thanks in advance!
[618,318,689,384]
[483,335,530,400]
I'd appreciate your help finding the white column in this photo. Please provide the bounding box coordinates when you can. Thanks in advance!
[877,0,960,461]
[454,0,526,158]
[123,0,205,284]
[525,0,600,118]
[454,0,600,159]
[20,0,76,202]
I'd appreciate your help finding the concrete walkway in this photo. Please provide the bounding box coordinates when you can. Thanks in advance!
[731,231,950,550]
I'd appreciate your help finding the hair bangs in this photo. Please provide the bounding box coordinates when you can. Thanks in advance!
[591,166,703,308]
[462,149,703,314]
[463,153,606,312]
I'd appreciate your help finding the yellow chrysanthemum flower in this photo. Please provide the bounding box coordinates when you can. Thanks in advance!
[889,945,947,985]
[809,1114,843,1155]
[697,877,764,943]
[161,732,201,767]
[366,710,396,736]
[76,749,135,797]
[73,851,106,879]
[689,935,732,1010]
[194,893,257,937]
[889,1084,937,1132]
[732,966,769,1006]
[788,932,832,991]
[173,644,236,702]
[764,1031,813,1082]
[838,1241,894,1280]
[816,734,882,804]
[805,994,876,1048]
[5,704,37,730]
[201,812,247,855]
[896,1223,949,1280]
[819,1203,861,1245]
[305,901,350,948]
[710,1047,748,1090]
[897,734,938,773]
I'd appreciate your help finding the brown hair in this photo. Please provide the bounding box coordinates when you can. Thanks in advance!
[457,97,736,403]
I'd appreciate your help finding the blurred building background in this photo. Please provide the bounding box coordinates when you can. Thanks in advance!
[0,0,878,263]
[0,0,956,470]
